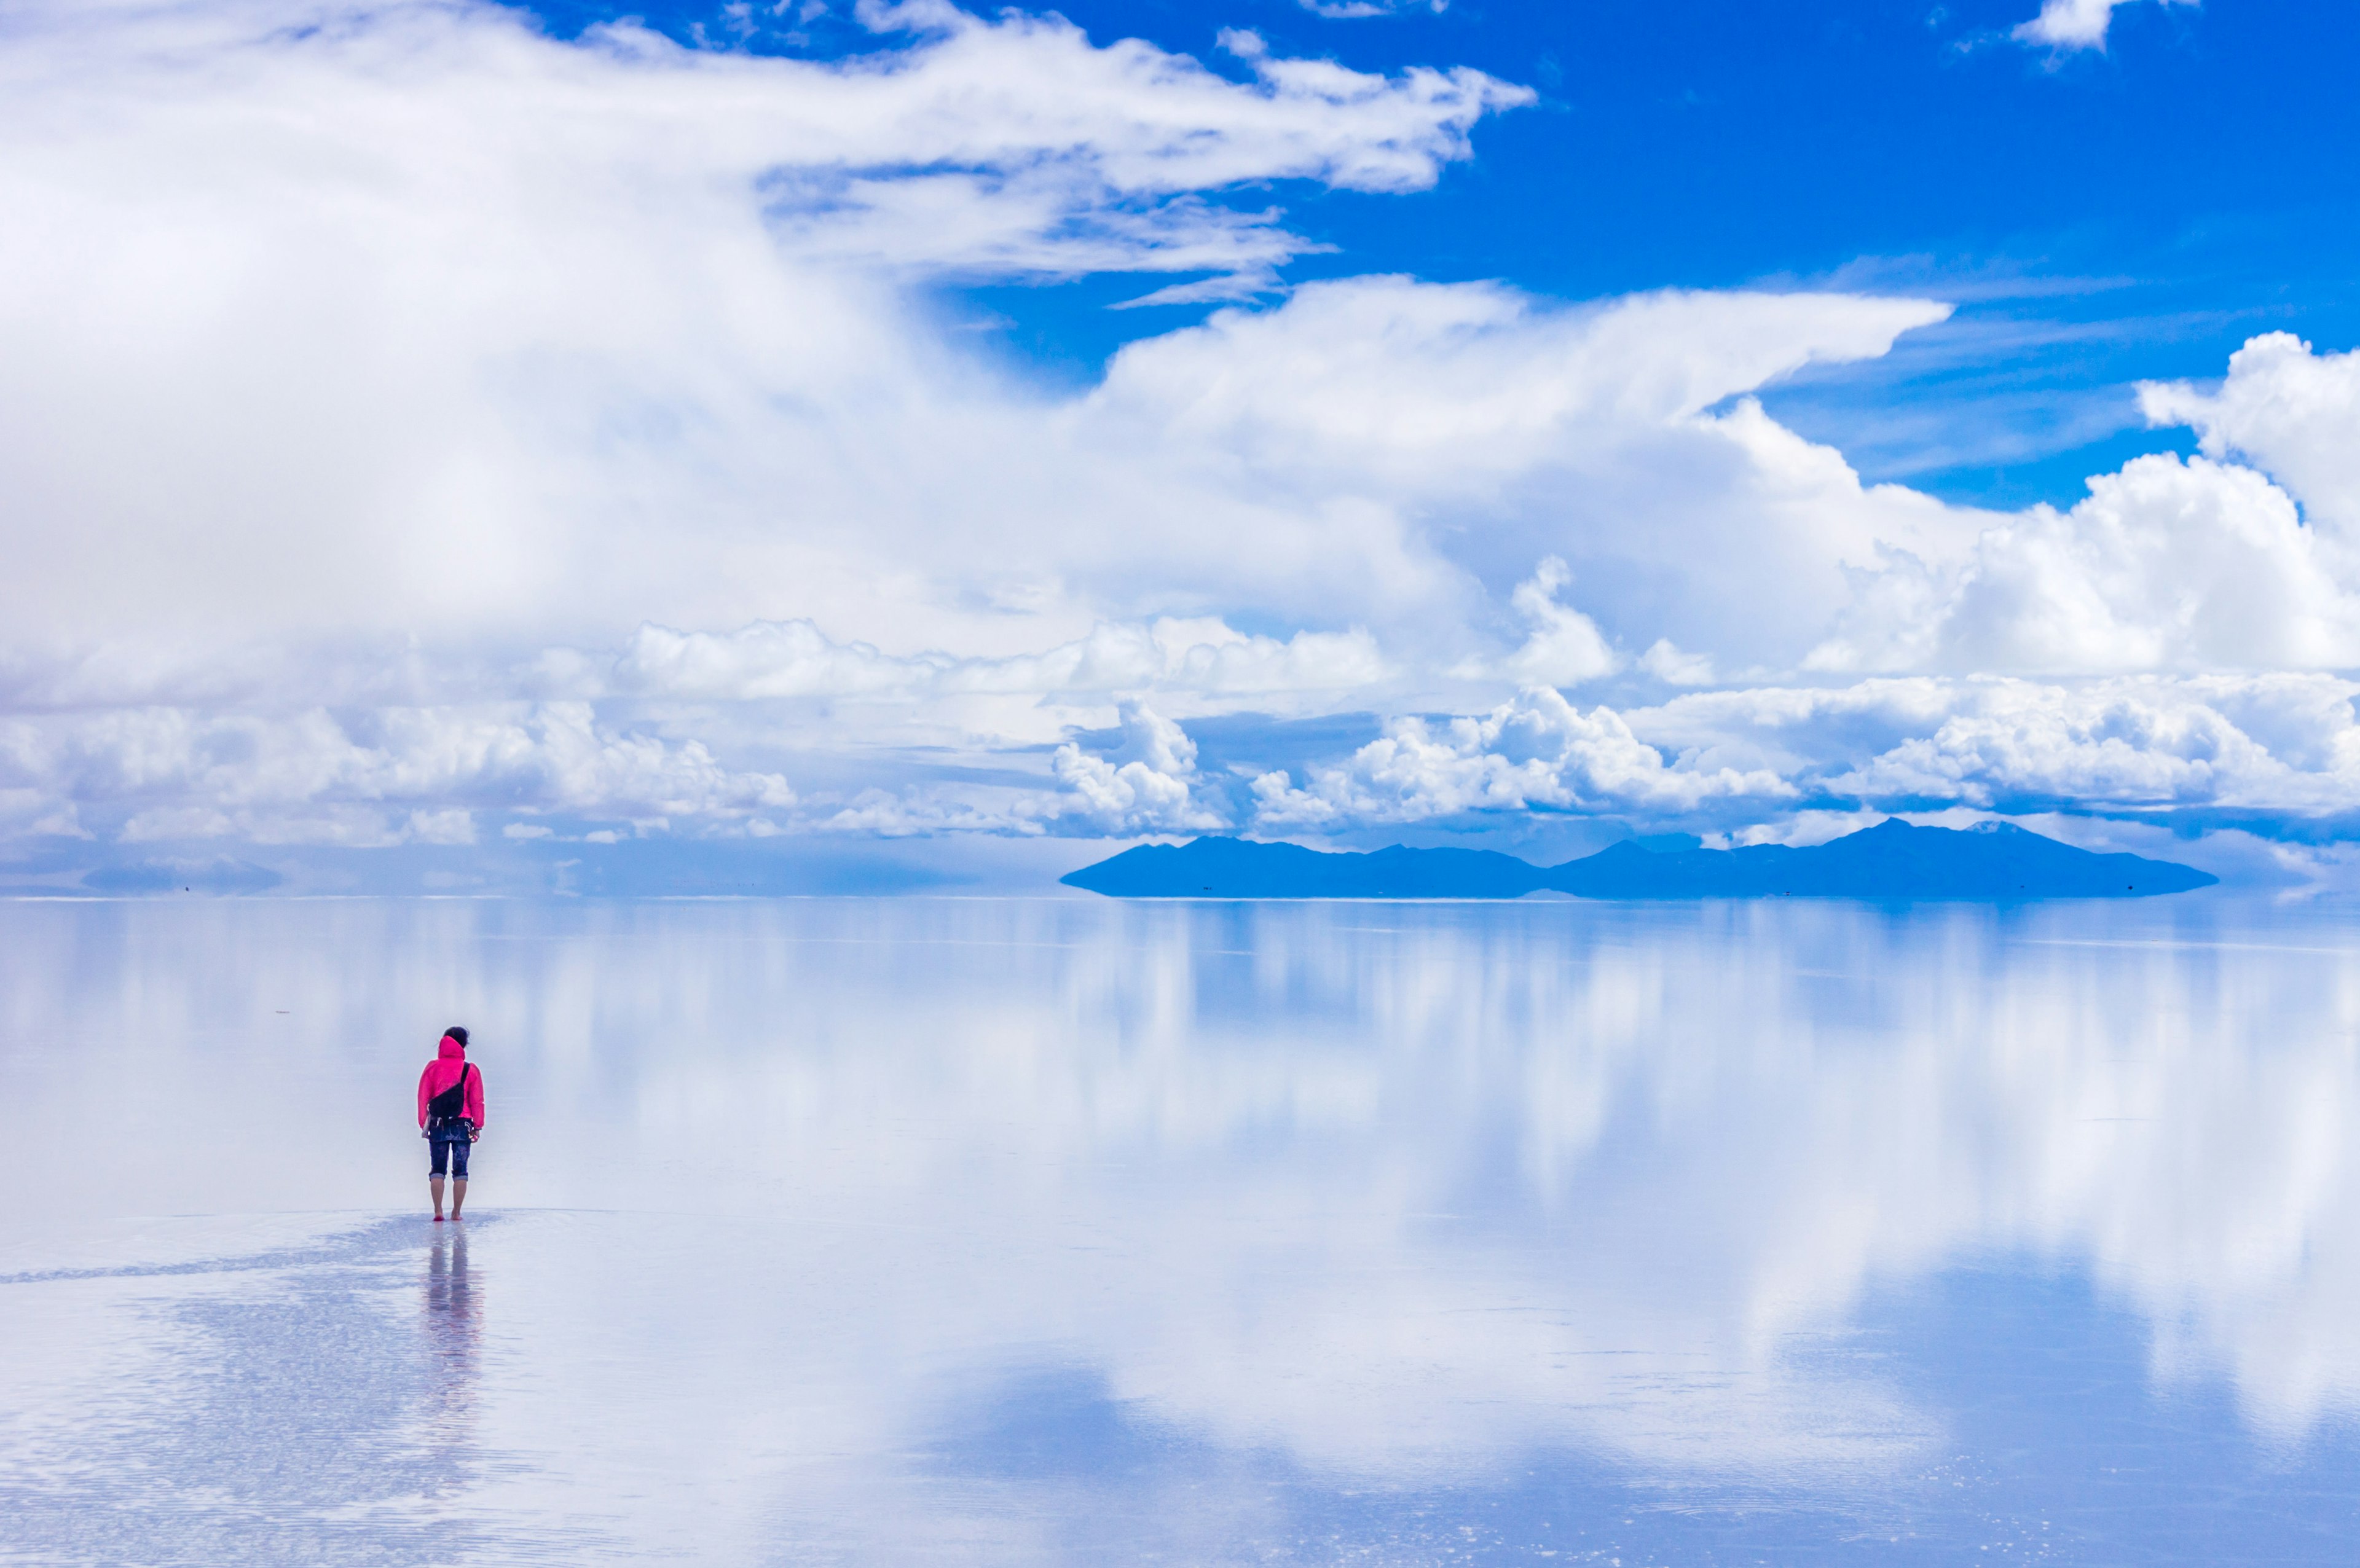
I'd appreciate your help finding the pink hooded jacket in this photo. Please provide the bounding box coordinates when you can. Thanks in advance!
[417,1034,486,1129]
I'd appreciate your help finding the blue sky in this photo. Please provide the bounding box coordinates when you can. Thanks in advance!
[559,0,2360,507]
[2,0,2358,893]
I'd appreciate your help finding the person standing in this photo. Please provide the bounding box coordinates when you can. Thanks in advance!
[417,1027,486,1221]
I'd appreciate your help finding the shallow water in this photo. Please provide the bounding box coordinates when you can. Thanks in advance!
[6,892,2360,1563]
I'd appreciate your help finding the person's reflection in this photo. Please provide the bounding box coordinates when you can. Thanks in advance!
[423,1224,482,1429]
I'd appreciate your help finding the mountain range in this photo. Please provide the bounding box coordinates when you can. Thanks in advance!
[1060,820,2218,900]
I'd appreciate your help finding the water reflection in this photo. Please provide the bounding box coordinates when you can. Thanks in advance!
[0,1220,538,1562]
[4,893,2360,1560]
[423,1225,480,1433]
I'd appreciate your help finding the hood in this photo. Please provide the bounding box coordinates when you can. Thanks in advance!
[437,1034,467,1061]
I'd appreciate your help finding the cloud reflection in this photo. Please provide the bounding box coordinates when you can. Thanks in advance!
[5,895,2360,1555]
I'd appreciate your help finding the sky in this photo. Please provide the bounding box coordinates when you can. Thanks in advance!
[3,0,2359,895]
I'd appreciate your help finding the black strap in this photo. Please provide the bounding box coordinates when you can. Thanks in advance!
[432,1062,471,1122]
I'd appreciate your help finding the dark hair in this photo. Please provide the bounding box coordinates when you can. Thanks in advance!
[442,1025,470,1047]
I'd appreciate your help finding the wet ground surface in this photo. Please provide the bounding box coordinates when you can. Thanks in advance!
[7,893,2360,1562]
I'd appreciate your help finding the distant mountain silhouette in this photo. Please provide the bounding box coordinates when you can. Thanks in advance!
[1061,819,2218,900]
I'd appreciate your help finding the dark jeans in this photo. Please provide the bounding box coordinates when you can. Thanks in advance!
[428,1124,473,1180]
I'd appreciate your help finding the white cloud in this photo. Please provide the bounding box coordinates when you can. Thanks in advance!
[1052,699,1229,834]
[1496,557,1618,688]
[0,0,1528,658]
[0,791,87,839]
[1085,280,1949,493]
[1822,677,2342,812]
[1809,455,2360,675]
[1250,687,1793,828]
[1296,0,1448,18]
[14,307,2360,859]
[740,694,1232,842]
[814,791,1043,838]
[2,702,795,845]
[406,807,479,847]
[1233,670,2360,844]
[1634,672,2360,819]
[2012,0,2197,51]
[0,0,1974,733]
[1712,809,1887,848]
[1079,279,1964,667]
[8,0,2360,868]
[1793,332,2360,686]
[1638,639,1716,686]
[2141,333,2360,539]
[583,615,1385,704]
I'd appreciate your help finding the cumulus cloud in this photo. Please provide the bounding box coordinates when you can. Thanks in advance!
[2012,0,2197,52]
[1447,557,1617,688]
[1796,337,2360,683]
[795,697,1229,839]
[1085,279,1949,495]
[1052,700,1229,834]
[1080,279,1963,666]
[1823,677,2355,814]
[0,0,1529,657]
[1249,687,1792,828]
[10,0,2360,878]
[1230,669,2360,844]
[0,0,1969,705]
[0,677,1238,850]
[2141,333,2360,539]
[1638,639,1716,686]
[1498,558,1619,687]
[1633,672,2360,820]
[0,702,793,847]
[1809,455,2360,675]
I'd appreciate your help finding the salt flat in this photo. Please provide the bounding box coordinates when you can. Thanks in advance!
[6,893,2360,1563]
